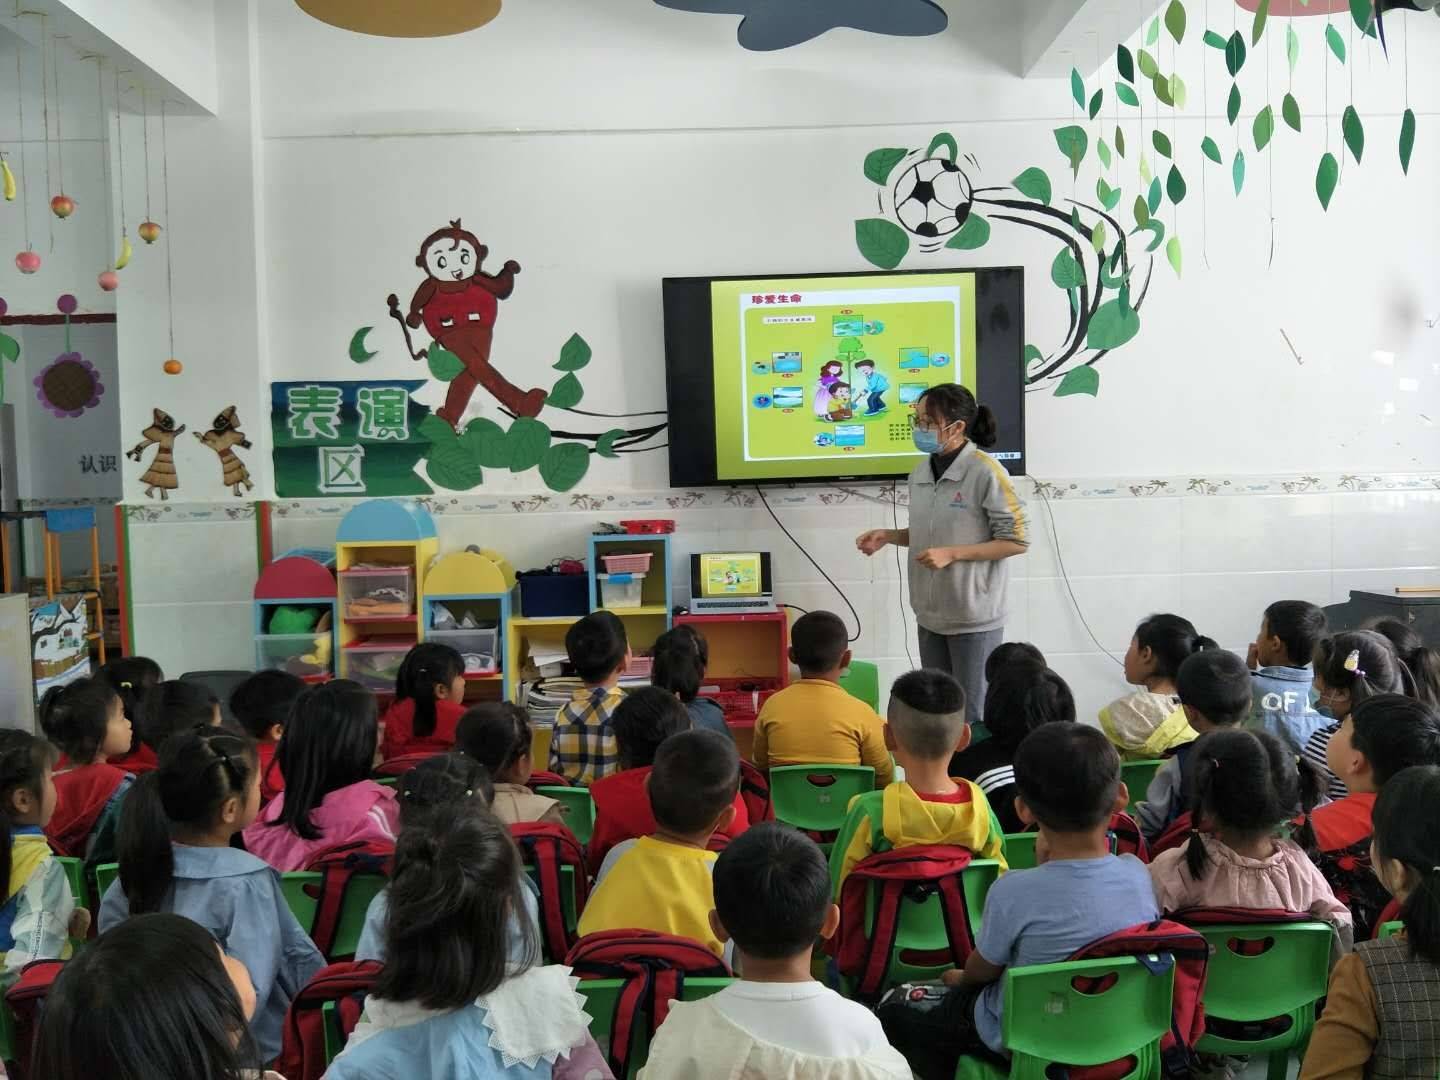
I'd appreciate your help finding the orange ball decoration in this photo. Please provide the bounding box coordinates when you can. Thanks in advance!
[163,359,183,375]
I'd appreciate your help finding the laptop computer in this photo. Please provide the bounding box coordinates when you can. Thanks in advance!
[688,551,776,614]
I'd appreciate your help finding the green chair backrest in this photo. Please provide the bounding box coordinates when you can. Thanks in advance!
[578,976,733,1079]
[1003,832,1038,871]
[1193,921,1332,1024]
[1377,920,1404,939]
[838,661,880,712]
[769,765,875,834]
[330,873,388,959]
[537,786,596,847]
[524,863,580,952]
[282,871,323,935]
[1119,759,1165,811]
[54,856,85,906]
[861,859,1000,990]
[375,776,398,788]
[93,861,119,904]
[321,1000,345,1065]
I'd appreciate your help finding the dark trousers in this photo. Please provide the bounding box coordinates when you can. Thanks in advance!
[876,981,995,1080]
[918,626,1004,728]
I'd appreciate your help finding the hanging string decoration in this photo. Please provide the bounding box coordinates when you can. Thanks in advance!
[138,86,161,243]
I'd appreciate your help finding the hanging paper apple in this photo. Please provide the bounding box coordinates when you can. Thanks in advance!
[14,251,40,274]
[97,270,119,292]
[163,358,182,375]
[138,220,162,244]
[49,194,76,219]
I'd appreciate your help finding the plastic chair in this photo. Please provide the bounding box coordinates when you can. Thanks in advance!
[769,765,875,851]
[578,976,733,1079]
[282,871,322,935]
[93,861,119,903]
[1003,833,1037,870]
[860,858,1001,991]
[525,863,581,945]
[837,661,880,711]
[1377,920,1405,938]
[956,955,1174,1080]
[1120,759,1165,812]
[537,785,596,846]
[1190,920,1332,1080]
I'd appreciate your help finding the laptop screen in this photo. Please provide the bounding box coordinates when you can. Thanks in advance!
[694,552,768,598]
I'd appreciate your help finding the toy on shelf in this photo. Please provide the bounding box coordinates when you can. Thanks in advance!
[422,549,516,702]
[253,555,339,681]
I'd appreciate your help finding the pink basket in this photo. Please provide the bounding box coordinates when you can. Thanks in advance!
[601,553,653,574]
[627,656,654,678]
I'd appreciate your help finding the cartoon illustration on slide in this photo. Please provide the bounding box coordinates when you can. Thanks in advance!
[852,359,889,415]
[826,382,854,422]
[812,360,844,418]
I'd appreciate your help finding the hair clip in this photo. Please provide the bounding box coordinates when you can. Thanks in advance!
[1209,757,1221,770]
[1343,649,1366,679]
[119,681,133,690]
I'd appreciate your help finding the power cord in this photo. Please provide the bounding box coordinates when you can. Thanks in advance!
[1030,477,1124,667]
[755,485,863,643]
[890,482,917,668]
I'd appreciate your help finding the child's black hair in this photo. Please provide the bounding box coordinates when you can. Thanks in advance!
[228,670,305,741]
[915,383,998,448]
[138,679,219,755]
[99,656,163,754]
[1013,722,1120,832]
[714,822,830,960]
[33,912,263,1080]
[983,665,1076,755]
[983,641,1046,683]
[271,679,377,841]
[648,729,739,835]
[1313,630,1411,708]
[118,727,257,916]
[398,751,493,828]
[1262,601,1328,669]
[456,702,532,782]
[375,804,536,1010]
[565,610,628,684]
[613,686,691,770]
[891,668,965,717]
[0,729,56,900]
[1367,616,1440,710]
[790,610,849,675]
[651,625,709,704]
[1372,764,1440,965]
[393,642,465,740]
[1133,613,1218,680]
[1349,694,1440,786]
[1184,728,1325,880]
[39,675,121,764]
[1176,649,1253,727]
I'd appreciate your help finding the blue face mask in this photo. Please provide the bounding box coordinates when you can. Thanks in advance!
[912,427,942,454]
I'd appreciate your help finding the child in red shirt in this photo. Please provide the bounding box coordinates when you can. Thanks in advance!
[39,676,135,859]
[97,657,163,775]
[230,670,306,805]
[379,643,467,762]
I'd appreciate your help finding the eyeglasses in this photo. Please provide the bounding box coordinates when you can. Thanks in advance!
[913,419,952,434]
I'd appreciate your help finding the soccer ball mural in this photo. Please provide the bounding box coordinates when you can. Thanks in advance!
[892,157,973,238]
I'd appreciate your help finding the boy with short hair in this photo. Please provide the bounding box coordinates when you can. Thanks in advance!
[831,670,1007,894]
[639,823,912,1079]
[548,610,629,785]
[579,729,740,956]
[877,723,1158,1078]
[753,611,893,787]
[1248,600,1328,754]
[1134,648,1252,841]
[228,669,305,804]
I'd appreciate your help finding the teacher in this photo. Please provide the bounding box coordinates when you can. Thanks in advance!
[856,384,1028,725]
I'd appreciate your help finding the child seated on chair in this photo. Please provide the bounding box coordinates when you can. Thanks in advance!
[640,823,912,1079]
[455,702,565,826]
[753,611,893,787]
[588,687,749,876]
[1246,600,1328,755]
[38,677,135,862]
[548,611,630,786]
[877,723,1158,1079]
[137,680,222,758]
[1100,614,1214,760]
[831,670,1007,895]
[1133,649,1253,842]
[652,625,733,739]
[229,669,305,806]
[380,642,467,761]
[579,729,739,957]
[98,656,164,774]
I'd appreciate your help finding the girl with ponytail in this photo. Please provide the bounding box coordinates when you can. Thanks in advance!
[38,676,135,860]
[97,656,164,774]
[381,642,467,760]
[1100,613,1218,759]
[98,726,324,1063]
[1367,616,1440,710]
[1305,630,1410,801]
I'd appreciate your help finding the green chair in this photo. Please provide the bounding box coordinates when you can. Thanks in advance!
[956,955,1174,1079]
[769,765,875,853]
[322,1000,346,1065]
[1377,920,1404,938]
[1120,759,1165,812]
[838,660,880,712]
[524,863,581,960]
[537,785,596,846]
[327,873,387,960]
[578,976,733,1078]
[93,861,119,905]
[1192,920,1333,1080]
[282,871,323,935]
[1002,832,1038,871]
[375,776,398,788]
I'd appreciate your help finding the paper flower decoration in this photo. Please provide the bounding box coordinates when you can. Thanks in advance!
[34,353,104,418]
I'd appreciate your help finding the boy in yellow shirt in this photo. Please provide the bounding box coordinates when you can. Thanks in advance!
[579,729,739,956]
[831,670,1006,894]
[753,611,893,787]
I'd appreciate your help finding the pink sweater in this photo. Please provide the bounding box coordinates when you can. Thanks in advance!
[242,779,400,872]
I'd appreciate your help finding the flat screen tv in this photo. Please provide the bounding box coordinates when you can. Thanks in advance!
[662,267,1025,487]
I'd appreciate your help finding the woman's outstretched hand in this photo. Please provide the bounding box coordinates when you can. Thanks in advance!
[856,529,891,555]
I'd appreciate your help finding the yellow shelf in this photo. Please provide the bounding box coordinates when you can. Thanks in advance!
[614,605,669,616]
[510,615,583,628]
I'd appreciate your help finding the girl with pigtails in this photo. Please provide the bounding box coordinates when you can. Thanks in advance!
[1304,630,1412,801]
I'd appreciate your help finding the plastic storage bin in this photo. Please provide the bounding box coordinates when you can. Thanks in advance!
[600,552,653,574]
[597,572,646,610]
[340,567,415,621]
[255,634,331,678]
[344,638,413,692]
[518,572,590,618]
[428,627,499,675]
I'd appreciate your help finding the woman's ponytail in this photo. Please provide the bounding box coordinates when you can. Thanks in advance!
[969,404,998,449]
[117,771,176,916]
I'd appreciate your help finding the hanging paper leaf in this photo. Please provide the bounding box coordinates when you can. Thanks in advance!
[1087,296,1142,349]
[855,218,909,269]
[1400,107,1416,175]
[547,372,585,409]
[555,333,593,371]
[1233,149,1247,194]
[1097,139,1112,169]
[1286,24,1300,73]
[1055,366,1101,397]
[1091,220,1108,255]
[1070,207,1084,232]
[1054,125,1089,175]
[1088,89,1104,120]
[1253,105,1275,151]
[1166,164,1187,205]
[1165,0,1187,43]
[1225,32,1247,77]
[1252,0,1272,44]
[1050,247,1085,289]
[863,148,910,185]
[1152,130,1173,159]
[1316,151,1340,209]
[1349,0,1374,35]
[1133,195,1150,228]
[1342,105,1365,163]
[1096,177,1121,211]
[1100,247,1131,290]
[538,442,590,493]
[1116,82,1140,107]
[1203,29,1228,49]
[946,213,991,250]
[1140,153,1152,184]
[1147,176,1162,214]
[1071,67,1086,109]
[1166,235,1183,277]
[1117,44,1136,83]
[1146,16,1161,45]
[1153,72,1175,107]
[427,345,465,382]
[1137,218,1166,252]
[596,429,626,459]
[1326,24,1346,62]
[1169,75,1188,109]
[1012,167,1053,205]
[1116,127,1127,158]
[1282,92,1302,132]
[1201,136,1222,163]
[1227,83,1242,126]
[1137,49,1159,79]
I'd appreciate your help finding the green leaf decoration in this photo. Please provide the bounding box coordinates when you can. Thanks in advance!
[1070,207,1084,232]
[855,218,910,270]
[863,148,909,185]
[1166,235,1183,277]
[1012,167,1053,205]
[427,345,465,383]
[1164,0,1187,43]
[508,417,552,472]
[1055,366,1100,397]
[1147,176,1162,215]
[1087,296,1142,350]
[1252,0,1271,44]
[1282,92,1302,132]
[547,371,585,409]
[1203,29,1228,49]
[1225,31,1247,77]
[1152,130,1173,159]
[1233,149,1247,195]
[1342,105,1365,163]
[1096,178,1121,211]
[1054,125,1089,175]
[1201,136,1222,164]
[1146,16,1161,45]
[1117,44,1135,82]
[0,332,20,365]
[1088,88,1104,120]
[1169,75,1188,109]
[946,213,991,250]
[426,441,483,491]
[927,132,959,161]
[1400,107,1416,175]
[1071,67,1086,108]
[1326,24,1346,62]
[1316,151,1340,209]
[555,333,593,372]
[462,418,511,469]
[1136,218,1166,253]
[1253,105,1275,151]
[596,428,626,459]
[1091,220,1108,255]
[1099,250,1132,290]
[538,442,590,493]
[1153,72,1175,106]
[1116,82,1140,107]
[1137,49,1159,78]
[1140,153,1153,185]
[1166,164,1187,205]
[1227,83,1242,125]
[1349,0,1374,35]
[1097,139,1112,169]
[348,327,377,364]
[1116,127,1127,158]
[1050,247,1085,289]
[1133,195,1150,228]
[418,413,457,445]
[1286,24,1300,73]
[1023,345,1044,375]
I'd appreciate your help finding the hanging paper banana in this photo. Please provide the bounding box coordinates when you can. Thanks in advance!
[1,157,15,202]
[115,232,132,271]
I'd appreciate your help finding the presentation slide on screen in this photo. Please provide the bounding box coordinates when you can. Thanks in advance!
[699,553,763,597]
[710,273,977,482]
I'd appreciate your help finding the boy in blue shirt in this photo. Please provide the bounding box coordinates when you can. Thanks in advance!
[1247,599,1327,755]
[852,360,890,415]
[878,723,1158,1078]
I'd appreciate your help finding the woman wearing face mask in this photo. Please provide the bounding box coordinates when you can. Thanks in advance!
[856,384,1028,726]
